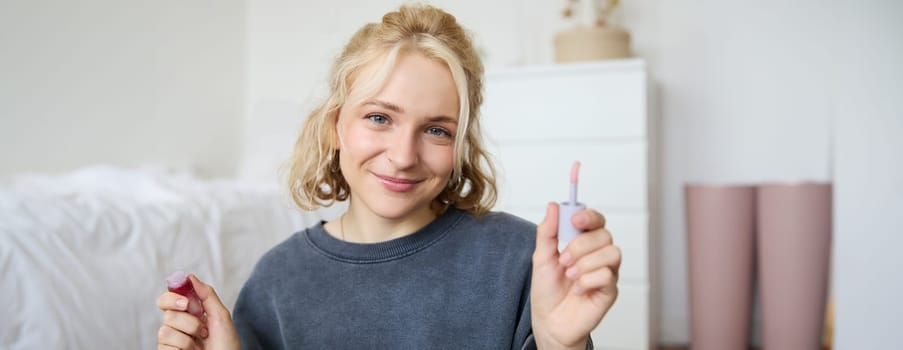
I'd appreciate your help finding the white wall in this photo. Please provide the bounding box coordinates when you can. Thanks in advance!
[831,0,903,348]
[652,0,835,344]
[0,0,245,177]
[649,1,903,346]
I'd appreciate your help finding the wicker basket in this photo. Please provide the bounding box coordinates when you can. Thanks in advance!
[554,26,631,62]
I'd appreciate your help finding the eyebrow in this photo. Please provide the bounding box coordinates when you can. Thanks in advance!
[364,99,458,125]
[365,100,405,113]
[426,115,458,125]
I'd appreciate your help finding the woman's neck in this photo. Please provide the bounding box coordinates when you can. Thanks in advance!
[338,202,437,243]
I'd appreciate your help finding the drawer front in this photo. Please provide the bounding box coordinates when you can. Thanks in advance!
[490,141,648,211]
[482,66,646,140]
[592,283,651,350]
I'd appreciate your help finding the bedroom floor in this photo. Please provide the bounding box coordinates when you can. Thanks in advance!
[660,347,830,350]
[659,347,761,350]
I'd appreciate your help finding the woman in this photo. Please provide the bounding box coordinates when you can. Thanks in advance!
[157,5,620,350]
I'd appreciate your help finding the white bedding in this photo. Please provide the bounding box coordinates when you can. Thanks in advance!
[0,166,337,349]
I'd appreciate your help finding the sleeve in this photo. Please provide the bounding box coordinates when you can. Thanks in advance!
[519,335,594,350]
[513,281,537,350]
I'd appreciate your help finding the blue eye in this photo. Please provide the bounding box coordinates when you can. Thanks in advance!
[367,114,389,124]
[426,127,452,138]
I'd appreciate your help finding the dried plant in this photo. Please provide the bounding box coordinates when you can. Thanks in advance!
[562,0,620,27]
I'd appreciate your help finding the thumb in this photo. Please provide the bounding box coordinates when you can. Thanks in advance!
[188,274,231,323]
[534,202,560,263]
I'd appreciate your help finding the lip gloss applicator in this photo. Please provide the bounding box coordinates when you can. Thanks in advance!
[166,270,205,318]
[558,161,587,252]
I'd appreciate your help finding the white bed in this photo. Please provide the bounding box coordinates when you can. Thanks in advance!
[0,165,339,349]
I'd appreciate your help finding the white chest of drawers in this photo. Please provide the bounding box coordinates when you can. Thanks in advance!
[482,59,651,350]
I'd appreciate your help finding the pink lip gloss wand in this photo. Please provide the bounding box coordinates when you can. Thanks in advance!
[166,270,205,318]
[558,161,587,252]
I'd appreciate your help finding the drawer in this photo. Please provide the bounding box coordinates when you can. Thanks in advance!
[490,141,648,211]
[482,61,646,141]
[592,283,651,350]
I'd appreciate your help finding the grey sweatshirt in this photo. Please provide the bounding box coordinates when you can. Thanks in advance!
[232,207,591,349]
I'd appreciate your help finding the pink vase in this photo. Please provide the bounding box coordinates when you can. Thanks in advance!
[757,183,832,350]
[685,184,757,350]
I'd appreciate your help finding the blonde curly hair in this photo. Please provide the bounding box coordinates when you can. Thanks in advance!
[287,4,497,216]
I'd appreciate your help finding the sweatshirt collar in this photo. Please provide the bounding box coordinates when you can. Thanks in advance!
[305,207,464,263]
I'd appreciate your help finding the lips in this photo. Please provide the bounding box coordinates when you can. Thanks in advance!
[373,173,424,192]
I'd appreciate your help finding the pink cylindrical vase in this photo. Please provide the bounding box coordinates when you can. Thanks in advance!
[685,184,757,350]
[757,182,832,350]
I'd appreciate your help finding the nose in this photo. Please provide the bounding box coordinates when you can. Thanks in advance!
[386,131,419,169]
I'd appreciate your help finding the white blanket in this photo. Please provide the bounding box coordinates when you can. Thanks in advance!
[0,166,335,349]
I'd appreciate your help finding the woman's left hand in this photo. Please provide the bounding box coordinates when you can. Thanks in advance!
[530,202,621,350]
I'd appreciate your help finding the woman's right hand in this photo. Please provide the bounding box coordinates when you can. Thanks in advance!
[156,274,241,350]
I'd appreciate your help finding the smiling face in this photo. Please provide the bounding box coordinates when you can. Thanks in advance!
[336,51,460,224]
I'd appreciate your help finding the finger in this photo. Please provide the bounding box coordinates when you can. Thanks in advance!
[533,202,560,264]
[162,310,207,339]
[564,245,622,280]
[157,291,190,312]
[188,274,232,324]
[574,267,618,295]
[571,209,606,231]
[158,342,197,350]
[559,227,613,266]
[158,324,199,350]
